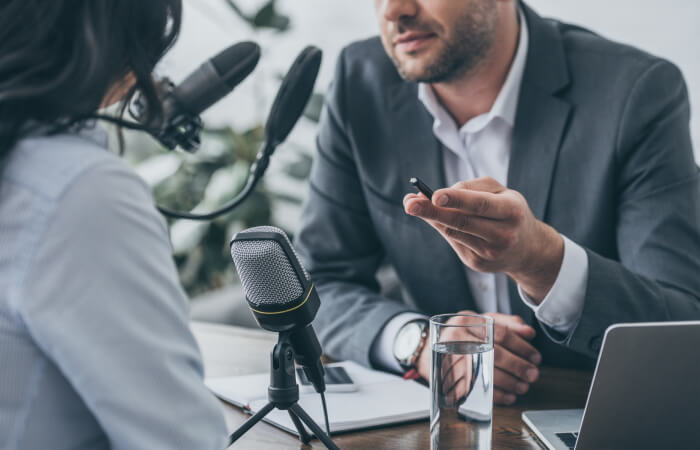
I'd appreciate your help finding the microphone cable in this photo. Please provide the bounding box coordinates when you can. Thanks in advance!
[88,112,269,221]
[320,391,331,437]
[154,151,267,221]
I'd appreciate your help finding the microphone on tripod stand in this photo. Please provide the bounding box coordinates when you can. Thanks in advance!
[229,226,338,449]
[231,225,325,392]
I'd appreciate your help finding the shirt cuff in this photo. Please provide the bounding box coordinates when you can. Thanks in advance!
[518,235,589,333]
[370,312,429,374]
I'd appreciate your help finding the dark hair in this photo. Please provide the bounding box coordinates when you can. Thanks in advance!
[0,0,182,162]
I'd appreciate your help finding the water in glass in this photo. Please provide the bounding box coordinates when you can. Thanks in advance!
[431,341,494,449]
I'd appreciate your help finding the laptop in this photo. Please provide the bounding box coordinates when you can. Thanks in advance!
[522,321,700,450]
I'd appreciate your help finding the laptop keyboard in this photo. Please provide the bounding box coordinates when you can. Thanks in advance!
[556,432,579,449]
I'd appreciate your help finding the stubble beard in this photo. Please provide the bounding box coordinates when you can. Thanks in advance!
[389,4,498,84]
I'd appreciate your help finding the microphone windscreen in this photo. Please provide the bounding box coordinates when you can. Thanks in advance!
[211,41,261,89]
[230,226,308,308]
[264,46,322,146]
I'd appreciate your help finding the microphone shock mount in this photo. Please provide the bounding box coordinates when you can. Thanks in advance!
[129,77,204,153]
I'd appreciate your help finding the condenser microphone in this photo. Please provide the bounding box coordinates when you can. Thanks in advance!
[131,41,261,151]
[230,226,326,394]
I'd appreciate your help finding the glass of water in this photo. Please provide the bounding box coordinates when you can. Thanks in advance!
[430,313,495,449]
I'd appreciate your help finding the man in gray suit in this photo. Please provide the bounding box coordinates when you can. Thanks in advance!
[295,0,700,405]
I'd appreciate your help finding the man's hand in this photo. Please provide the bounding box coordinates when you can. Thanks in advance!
[403,177,564,303]
[415,311,542,405]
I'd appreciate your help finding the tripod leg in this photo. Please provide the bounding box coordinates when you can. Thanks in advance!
[289,403,340,450]
[288,410,312,444]
[229,402,275,446]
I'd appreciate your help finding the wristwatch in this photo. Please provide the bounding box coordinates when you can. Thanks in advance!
[393,319,429,371]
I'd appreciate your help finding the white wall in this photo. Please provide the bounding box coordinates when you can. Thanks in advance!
[164,0,699,159]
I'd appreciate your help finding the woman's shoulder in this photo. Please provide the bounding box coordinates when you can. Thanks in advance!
[6,125,140,203]
[2,126,167,300]
[5,126,172,312]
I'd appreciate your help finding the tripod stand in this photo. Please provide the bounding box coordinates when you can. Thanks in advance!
[228,332,339,449]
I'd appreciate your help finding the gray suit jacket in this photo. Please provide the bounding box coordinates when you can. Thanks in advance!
[295,3,700,370]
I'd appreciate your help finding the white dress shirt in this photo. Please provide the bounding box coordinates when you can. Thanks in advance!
[371,10,589,373]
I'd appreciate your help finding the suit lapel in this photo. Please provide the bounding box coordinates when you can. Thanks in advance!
[388,82,476,313]
[507,3,572,321]
[389,82,444,191]
[509,87,571,221]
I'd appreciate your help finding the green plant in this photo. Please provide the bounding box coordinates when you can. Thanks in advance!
[223,0,290,31]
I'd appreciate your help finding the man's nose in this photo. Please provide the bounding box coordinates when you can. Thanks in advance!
[377,0,419,23]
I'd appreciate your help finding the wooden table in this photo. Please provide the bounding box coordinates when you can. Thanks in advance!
[192,322,592,449]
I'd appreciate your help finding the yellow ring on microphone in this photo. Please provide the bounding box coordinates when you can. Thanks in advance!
[249,284,315,315]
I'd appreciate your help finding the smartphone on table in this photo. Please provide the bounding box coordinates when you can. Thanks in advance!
[296,366,357,393]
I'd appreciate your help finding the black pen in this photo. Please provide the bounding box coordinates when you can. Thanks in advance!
[409,177,434,200]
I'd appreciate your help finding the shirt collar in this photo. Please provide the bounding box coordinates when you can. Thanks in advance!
[23,120,109,149]
[418,8,529,132]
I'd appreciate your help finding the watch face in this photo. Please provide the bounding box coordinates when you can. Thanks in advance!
[394,322,423,361]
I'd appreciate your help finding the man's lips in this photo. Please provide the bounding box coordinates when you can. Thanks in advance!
[393,32,437,53]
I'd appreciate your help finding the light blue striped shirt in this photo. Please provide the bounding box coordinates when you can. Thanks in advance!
[0,125,228,449]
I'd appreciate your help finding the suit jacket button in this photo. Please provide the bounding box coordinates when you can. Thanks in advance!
[590,335,602,353]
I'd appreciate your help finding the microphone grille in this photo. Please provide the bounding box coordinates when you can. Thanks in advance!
[230,226,309,308]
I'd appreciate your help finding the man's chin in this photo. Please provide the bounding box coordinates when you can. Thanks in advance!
[393,51,448,82]
[397,63,437,83]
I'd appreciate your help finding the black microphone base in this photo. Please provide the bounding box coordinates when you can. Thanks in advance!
[227,334,339,449]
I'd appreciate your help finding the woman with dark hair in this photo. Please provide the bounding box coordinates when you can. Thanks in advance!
[0,1,228,448]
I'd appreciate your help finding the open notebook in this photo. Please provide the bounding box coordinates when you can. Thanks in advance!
[206,361,430,435]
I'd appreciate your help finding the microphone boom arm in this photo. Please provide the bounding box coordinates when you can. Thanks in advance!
[155,141,273,220]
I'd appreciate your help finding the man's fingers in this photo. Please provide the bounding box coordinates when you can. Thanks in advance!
[403,193,424,209]
[484,312,525,324]
[418,218,493,265]
[405,189,516,225]
[443,372,466,398]
[441,355,470,405]
[434,223,490,257]
[494,344,540,383]
[403,198,513,267]
[494,368,530,395]
[441,354,464,385]
[413,206,511,242]
[441,355,463,390]
[453,177,505,194]
[485,313,537,341]
[506,321,537,341]
[493,324,541,364]
[494,388,517,406]
[432,189,517,220]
